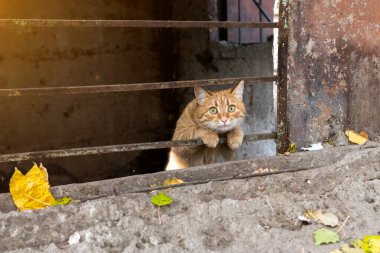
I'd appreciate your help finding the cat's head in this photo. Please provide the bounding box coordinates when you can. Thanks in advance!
[194,81,246,133]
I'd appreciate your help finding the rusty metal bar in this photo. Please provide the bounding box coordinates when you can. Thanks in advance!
[276,0,289,153]
[0,19,279,29]
[0,133,276,163]
[0,76,277,96]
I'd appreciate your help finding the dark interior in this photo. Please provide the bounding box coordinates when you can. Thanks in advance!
[0,0,275,192]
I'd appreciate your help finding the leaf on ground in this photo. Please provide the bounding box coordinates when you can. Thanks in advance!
[151,191,173,207]
[9,163,56,211]
[352,235,380,253]
[300,210,338,227]
[288,142,297,153]
[163,178,185,186]
[314,228,340,245]
[301,210,318,222]
[314,210,339,227]
[358,131,369,140]
[345,130,367,145]
[52,196,75,206]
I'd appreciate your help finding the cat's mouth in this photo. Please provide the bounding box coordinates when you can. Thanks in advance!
[203,121,238,133]
[214,124,235,133]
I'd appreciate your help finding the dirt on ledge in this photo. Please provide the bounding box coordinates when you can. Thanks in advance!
[1,144,379,252]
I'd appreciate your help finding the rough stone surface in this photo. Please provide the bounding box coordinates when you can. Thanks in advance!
[1,144,379,252]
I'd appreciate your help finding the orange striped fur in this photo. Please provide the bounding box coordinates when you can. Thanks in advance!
[165,81,246,170]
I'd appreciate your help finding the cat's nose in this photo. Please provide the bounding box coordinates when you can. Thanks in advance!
[221,117,228,124]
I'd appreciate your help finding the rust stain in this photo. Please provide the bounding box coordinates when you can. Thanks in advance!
[287,0,380,145]
[316,103,333,126]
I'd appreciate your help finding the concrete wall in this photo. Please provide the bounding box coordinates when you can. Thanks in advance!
[287,0,380,146]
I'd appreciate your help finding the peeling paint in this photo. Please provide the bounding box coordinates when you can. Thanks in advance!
[305,39,315,57]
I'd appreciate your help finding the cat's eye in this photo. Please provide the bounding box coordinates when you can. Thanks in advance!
[228,105,236,113]
[209,107,218,114]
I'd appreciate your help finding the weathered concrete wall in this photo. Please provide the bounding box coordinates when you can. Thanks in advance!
[0,0,176,191]
[288,0,380,146]
[172,0,276,159]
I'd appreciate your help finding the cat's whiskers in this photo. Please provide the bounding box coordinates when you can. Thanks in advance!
[166,80,246,171]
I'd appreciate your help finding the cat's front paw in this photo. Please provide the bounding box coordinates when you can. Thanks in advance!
[201,133,219,148]
[227,128,244,150]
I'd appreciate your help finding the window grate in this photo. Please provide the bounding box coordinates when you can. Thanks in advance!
[0,19,278,28]
[0,133,277,163]
[0,5,289,164]
[0,76,277,96]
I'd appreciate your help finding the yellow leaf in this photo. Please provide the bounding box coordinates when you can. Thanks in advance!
[163,178,185,186]
[9,163,56,211]
[345,130,367,145]
[288,142,297,153]
[358,131,369,140]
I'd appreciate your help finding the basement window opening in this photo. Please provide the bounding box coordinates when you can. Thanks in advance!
[0,0,287,193]
[217,0,275,44]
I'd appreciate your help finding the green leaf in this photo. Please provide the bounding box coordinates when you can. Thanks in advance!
[288,142,297,153]
[151,191,172,207]
[314,228,340,245]
[52,196,74,206]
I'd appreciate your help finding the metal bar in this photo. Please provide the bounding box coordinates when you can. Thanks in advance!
[276,0,289,153]
[0,133,276,163]
[252,0,272,22]
[0,19,279,29]
[238,0,242,44]
[258,0,263,43]
[0,76,277,96]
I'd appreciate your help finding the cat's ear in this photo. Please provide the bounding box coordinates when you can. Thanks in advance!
[194,86,210,105]
[231,80,244,100]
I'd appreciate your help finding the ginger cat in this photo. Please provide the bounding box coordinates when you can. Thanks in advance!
[165,81,246,170]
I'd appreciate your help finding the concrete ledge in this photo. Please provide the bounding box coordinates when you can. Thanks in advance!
[1,143,379,213]
[0,144,380,252]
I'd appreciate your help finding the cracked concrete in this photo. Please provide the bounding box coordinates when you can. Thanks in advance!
[1,144,380,252]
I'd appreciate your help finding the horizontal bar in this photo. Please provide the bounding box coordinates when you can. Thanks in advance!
[0,133,276,163]
[0,19,279,29]
[0,76,277,96]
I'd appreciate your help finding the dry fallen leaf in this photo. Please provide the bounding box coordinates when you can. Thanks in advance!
[10,163,56,211]
[163,178,185,186]
[315,210,339,227]
[358,131,369,140]
[300,210,339,227]
[345,130,367,145]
